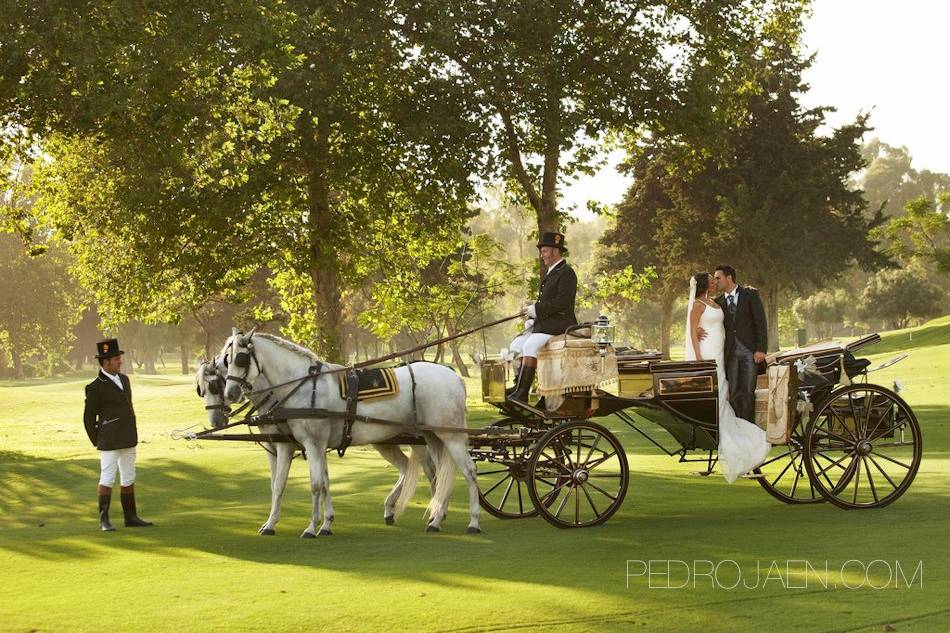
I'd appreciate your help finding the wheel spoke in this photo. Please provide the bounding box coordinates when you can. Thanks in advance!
[862,456,879,503]
[580,483,602,518]
[581,435,602,466]
[815,451,848,471]
[867,418,907,443]
[758,448,794,469]
[812,425,853,445]
[499,477,515,510]
[814,450,853,479]
[574,475,581,524]
[851,455,861,505]
[827,408,858,441]
[483,474,512,496]
[584,451,618,471]
[788,454,803,497]
[873,452,912,470]
[867,454,899,490]
[554,485,574,519]
[584,479,619,501]
[769,452,797,487]
[478,468,511,476]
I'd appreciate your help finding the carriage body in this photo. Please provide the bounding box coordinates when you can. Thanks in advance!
[475,328,922,527]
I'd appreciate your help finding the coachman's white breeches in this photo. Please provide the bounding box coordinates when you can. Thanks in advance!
[99,447,136,487]
[510,332,553,359]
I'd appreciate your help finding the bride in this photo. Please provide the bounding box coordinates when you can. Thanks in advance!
[685,272,770,482]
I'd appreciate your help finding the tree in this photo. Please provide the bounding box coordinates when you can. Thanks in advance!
[6,1,486,361]
[399,0,771,239]
[0,234,83,378]
[358,233,511,375]
[858,267,943,330]
[875,193,950,273]
[793,289,849,339]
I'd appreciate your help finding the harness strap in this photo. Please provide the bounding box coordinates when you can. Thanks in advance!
[339,369,360,457]
[407,361,418,427]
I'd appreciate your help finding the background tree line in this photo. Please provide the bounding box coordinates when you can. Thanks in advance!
[1,0,948,378]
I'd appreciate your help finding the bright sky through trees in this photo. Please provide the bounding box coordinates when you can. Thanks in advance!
[563,0,949,219]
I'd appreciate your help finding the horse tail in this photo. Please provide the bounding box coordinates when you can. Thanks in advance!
[426,436,456,522]
[393,445,422,520]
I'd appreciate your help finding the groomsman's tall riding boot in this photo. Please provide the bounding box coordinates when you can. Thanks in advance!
[121,491,154,527]
[98,494,116,532]
[508,361,536,405]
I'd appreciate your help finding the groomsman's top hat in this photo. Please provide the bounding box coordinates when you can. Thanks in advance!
[95,338,125,359]
[537,231,568,253]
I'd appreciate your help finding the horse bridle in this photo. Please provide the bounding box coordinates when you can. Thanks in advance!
[197,359,230,412]
[225,334,262,395]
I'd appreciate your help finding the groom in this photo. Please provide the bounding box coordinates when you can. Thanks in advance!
[711,265,768,423]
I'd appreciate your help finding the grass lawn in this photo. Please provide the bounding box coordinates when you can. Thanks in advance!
[2,319,949,632]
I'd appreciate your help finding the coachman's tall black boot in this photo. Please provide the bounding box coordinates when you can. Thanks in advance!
[121,493,154,527]
[98,495,116,532]
[508,365,536,405]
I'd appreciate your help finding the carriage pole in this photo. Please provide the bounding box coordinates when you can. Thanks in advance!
[352,312,525,368]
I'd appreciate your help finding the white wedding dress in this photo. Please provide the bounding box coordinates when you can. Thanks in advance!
[686,300,771,482]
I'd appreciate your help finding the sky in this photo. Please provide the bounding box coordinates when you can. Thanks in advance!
[561,0,950,219]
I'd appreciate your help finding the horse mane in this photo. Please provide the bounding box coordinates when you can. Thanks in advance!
[253,332,328,365]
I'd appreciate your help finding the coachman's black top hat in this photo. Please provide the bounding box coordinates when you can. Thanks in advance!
[537,231,568,253]
[95,338,125,359]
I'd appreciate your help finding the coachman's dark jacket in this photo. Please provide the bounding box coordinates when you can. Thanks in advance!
[534,260,578,335]
[83,372,138,450]
[715,285,768,361]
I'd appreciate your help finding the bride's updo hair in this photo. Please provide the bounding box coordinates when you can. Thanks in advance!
[692,272,710,298]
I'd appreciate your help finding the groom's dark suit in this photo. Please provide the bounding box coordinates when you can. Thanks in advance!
[715,285,768,422]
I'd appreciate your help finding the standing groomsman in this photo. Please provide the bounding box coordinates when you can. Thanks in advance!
[83,338,153,531]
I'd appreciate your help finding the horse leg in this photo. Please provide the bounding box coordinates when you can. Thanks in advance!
[373,444,408,525]
[300,440,332,538]
[437,434,481,534]
[260,442,293,535]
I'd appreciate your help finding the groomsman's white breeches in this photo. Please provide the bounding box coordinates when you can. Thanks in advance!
[510,332,553,359]
[99,447,137,487]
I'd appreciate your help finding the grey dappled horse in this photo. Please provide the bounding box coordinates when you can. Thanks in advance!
[195,354,437,535]
[217,331,480,536]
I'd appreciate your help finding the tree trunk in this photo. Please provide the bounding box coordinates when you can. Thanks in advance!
[446,321,470,377]
[659,293,675,359]
[763,284,780,352]
[180,339,190,375]
[144,353,157,374]
[303,112,344,362]
[10,333,23,380]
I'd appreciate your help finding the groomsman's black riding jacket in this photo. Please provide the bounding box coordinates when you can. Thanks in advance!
[533,261,579,335]
[83,372,138,450]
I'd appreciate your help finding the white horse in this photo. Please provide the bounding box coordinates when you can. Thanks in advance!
[219,331,481,536]
[195,354,438,535]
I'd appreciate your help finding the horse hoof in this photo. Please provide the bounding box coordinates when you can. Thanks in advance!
[259,528,276,536]
[301,531,317,539]
[318,529,333,536]
[466,527,481,535]
[425,525,440,533]
[384,515,395,526]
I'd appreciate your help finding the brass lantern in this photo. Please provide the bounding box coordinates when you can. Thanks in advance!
[592,315,615,348]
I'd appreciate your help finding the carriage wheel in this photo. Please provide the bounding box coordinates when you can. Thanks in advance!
[754,423,825,504]
[803,384,921,509]
[527,420,629,528]
[477,420,540,519]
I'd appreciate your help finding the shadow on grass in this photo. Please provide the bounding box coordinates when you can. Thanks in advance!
[1,433,948,594]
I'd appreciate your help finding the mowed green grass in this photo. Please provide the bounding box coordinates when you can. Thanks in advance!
[1,321,949,633]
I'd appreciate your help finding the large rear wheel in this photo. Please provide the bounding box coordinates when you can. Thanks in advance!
[527,420,629,528]
[803,385,921,509]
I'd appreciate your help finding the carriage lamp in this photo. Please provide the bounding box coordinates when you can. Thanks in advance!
[592,315,615,352]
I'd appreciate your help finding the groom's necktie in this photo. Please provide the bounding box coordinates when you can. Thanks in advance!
[727,294,736,317]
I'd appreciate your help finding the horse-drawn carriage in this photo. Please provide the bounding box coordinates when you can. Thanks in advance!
[187,318,921,534]
[473,328,921,528]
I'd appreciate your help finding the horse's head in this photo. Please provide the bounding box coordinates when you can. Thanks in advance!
[223,327,260,403]
[195,357,229,429]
